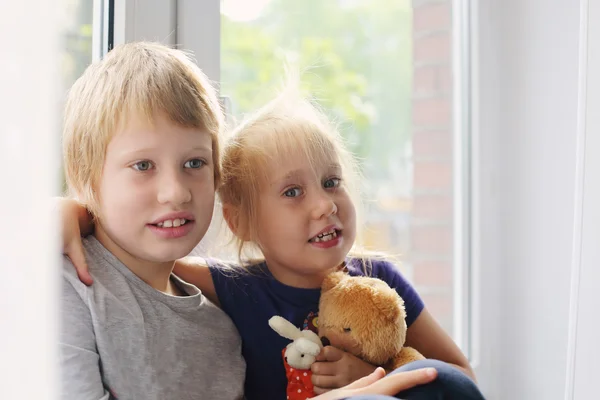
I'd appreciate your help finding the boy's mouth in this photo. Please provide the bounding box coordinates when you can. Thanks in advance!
[308,228,342,243]
[149,211,195,227]
[147,212,196,239]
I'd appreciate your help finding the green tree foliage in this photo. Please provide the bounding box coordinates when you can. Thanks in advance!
[221,0,413,174]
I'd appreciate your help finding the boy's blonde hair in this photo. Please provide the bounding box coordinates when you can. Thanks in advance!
[218,88,369,264]
[63,41,223,217]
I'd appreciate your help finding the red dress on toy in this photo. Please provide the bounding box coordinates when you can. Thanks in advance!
[282,348,315,400]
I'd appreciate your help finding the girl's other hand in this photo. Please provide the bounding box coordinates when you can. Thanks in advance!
[311,367,437,400]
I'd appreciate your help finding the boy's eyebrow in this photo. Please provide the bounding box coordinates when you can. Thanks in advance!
[119,145,213,158]
[188,145,213,154]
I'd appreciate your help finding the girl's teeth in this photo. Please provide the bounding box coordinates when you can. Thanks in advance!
[317,229,336,239]
[312,230,338,243]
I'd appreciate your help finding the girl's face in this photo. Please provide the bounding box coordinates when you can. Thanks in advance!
[253,150,356,288]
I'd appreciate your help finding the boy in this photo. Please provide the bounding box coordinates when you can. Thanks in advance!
[60,42,245,399]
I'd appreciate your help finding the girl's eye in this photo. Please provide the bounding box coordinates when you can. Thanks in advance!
[184,159,205,169]
[132,161,153,171]
[323,177,341,189]
[283,187,303,198]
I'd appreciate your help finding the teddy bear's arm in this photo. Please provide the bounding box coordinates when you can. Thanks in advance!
[388,346,425,371]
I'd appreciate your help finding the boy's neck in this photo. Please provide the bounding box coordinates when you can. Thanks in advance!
[94,226,180,295]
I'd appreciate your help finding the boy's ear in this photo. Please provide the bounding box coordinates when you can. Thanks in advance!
[222,204,251,241]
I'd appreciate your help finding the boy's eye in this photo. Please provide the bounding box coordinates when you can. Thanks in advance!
[184,159,205,169]
[132,161,153,171]
[283,187,303,198]
[323,177,341,189]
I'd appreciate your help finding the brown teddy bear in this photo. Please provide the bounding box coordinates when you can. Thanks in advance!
[317,271,425,372]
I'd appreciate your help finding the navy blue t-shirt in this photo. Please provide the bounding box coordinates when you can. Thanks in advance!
[208,259,424,400]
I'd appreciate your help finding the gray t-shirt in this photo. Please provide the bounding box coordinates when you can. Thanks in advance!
[60,236,245,400]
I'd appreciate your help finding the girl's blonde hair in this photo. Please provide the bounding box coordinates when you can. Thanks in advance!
[63,42,223,217]
[218,87,388,271]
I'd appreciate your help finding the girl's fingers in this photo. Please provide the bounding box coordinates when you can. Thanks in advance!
[66,237,93,285]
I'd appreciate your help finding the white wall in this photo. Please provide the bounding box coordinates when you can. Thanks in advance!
[0,1,60,398]
[475,0,582,398]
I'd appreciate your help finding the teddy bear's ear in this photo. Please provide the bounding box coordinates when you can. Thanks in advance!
[321,271,346,293]
[372,290,403,322]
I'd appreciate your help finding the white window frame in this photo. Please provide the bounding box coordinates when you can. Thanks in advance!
[565,0,599,398]
[452,0,476,359]
[111,0,179,51]
[107,0,220,83]
[92,0,112,61]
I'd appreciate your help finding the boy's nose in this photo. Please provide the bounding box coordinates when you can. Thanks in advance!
[157,175,192,205]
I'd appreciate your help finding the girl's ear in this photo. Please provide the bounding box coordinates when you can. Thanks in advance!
[222,203,251,241]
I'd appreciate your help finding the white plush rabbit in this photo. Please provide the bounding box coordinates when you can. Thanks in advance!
[268,315,323,370]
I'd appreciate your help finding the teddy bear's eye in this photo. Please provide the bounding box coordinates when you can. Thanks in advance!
[301,354,305,358]
[343,327,351,333]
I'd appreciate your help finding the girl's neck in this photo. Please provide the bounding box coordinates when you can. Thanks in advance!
[94,226,180,295]
[265,259,344,289]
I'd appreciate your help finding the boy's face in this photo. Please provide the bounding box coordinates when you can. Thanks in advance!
[95,112,215,267]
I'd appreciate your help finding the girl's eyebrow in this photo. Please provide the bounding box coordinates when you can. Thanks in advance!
[327,163,342,173]
[271,163,343,186]
[271,169,306,186]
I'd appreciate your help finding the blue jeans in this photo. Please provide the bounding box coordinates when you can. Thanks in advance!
[346,360,485,400]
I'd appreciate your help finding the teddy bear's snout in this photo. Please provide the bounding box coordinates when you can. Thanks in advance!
[320,336,331,347]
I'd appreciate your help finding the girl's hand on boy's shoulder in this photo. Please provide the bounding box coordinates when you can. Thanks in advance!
[56,197,93,285]
[311,346,378,394]
[310,366,437,400]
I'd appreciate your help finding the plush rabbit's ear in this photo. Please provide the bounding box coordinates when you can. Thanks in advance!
[269,316,300,340]
[295,338,322,357]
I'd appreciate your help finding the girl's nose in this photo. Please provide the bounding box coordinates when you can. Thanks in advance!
[311,193,337,220]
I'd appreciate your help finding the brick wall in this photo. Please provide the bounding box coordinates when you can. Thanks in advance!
[410,0,454,333]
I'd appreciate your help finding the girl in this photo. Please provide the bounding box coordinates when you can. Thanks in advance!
[61,90,484,400]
